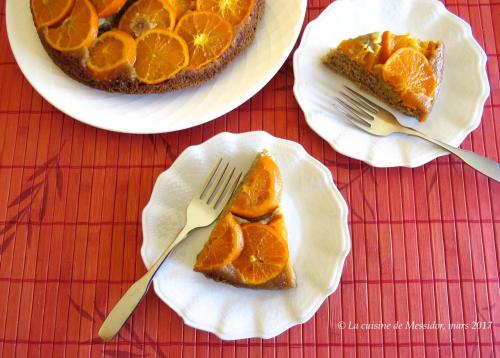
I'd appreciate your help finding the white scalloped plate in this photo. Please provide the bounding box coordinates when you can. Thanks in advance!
[141,132,350,340]
[294,0,490,167]
[6,0,306,134]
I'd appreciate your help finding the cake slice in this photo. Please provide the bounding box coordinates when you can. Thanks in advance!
[322,31,444,121]
[194,151,296,289]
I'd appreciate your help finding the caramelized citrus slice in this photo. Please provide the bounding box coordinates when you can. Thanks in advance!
[134,29,189,84]
[31,0,75,28]
[230,155,282,219]
[380,31,393,63]
[168,0,195,19]
[336,33,382,72]
[380,31,415,63]
[90,0,127,17]
[196,0,254,26]
[233,223,289,285]
[381,31,435,63]
[87,30,136,81]
[44,0,99,52]
[118,0,176,38]
[268,213,287,240]
[382,47,437,112]
[194,213,243,271]
[175,11,233,69]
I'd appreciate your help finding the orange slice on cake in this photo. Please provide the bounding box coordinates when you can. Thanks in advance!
[196,0,254,26]
[175,11,233,69]
[194,213,243,271]
[87,30,137,81]
[232,223,289,286]
[44,0,99,53]
[118,0,176,38]
[382,47,437,113]
[134,29,189,84]
[90,0,127,17]
[31,0,75,28]
[168,0,195,19]
[230,153,282,219]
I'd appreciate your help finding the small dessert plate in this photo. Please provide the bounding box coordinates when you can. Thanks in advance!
[141,131,350,340]
[294,0,490,167]
[6,0,306,134]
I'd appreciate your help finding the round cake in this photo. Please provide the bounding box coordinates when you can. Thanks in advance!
[30,0,265,93]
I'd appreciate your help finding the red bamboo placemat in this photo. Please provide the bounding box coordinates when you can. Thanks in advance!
[1,0,499,357]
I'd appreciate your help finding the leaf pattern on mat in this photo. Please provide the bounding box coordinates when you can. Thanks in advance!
[331,159,376,222]
[147,134,175,164]
[163,138,176,162]
[324,157,351,171]
[56,164,63,198]
[69,296,94,322]
[0,207,29,236]
[0,150,64,255]
[0,234,15,255]
[69,294,166,358]
[147,134,156,147]
[364,195,376,220]
[275,59,294,92]
[7,182,43,208]
[26,154,59,181]
[427,167,439,193]
[338,164,372,191]
[26,217,33,247]
[39,180,50,220]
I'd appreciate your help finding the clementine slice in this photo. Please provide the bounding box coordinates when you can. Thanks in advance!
[337,33,382,72]
[196,0,254,26]
[230,155,282,219]
[268,214,287,240]
[380,31,393,63]
[233,223,289,285]
[90,0,127,17]
[44,0,99,52]
[118,0,176,38]
[380,31,415,63]
[31,0,75,28]
[87,30,136,81]
[382,47,437,112]
[168,0,195,19]
[194,213,243,271]
[175,11,233,69]
[134,29,189,84]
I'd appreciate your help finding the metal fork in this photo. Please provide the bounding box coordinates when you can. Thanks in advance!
[335,86,500,182]
[98,159,243,341]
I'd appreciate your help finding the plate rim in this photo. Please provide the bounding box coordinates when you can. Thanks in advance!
[6,0,308,134]
[293,0,490,168]
[140,131,351,340]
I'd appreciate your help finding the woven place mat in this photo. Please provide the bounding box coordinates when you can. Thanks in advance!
[0,0,499,357]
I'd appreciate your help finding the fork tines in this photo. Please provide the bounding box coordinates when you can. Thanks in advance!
[334,86,382,127]
[200,158,242,210]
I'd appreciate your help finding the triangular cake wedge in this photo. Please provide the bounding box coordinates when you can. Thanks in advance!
[322,31,444,121]
[194,151,296,289]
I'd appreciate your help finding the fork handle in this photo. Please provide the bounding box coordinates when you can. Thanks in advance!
[98,225,193,341]
[402,128,500,182]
